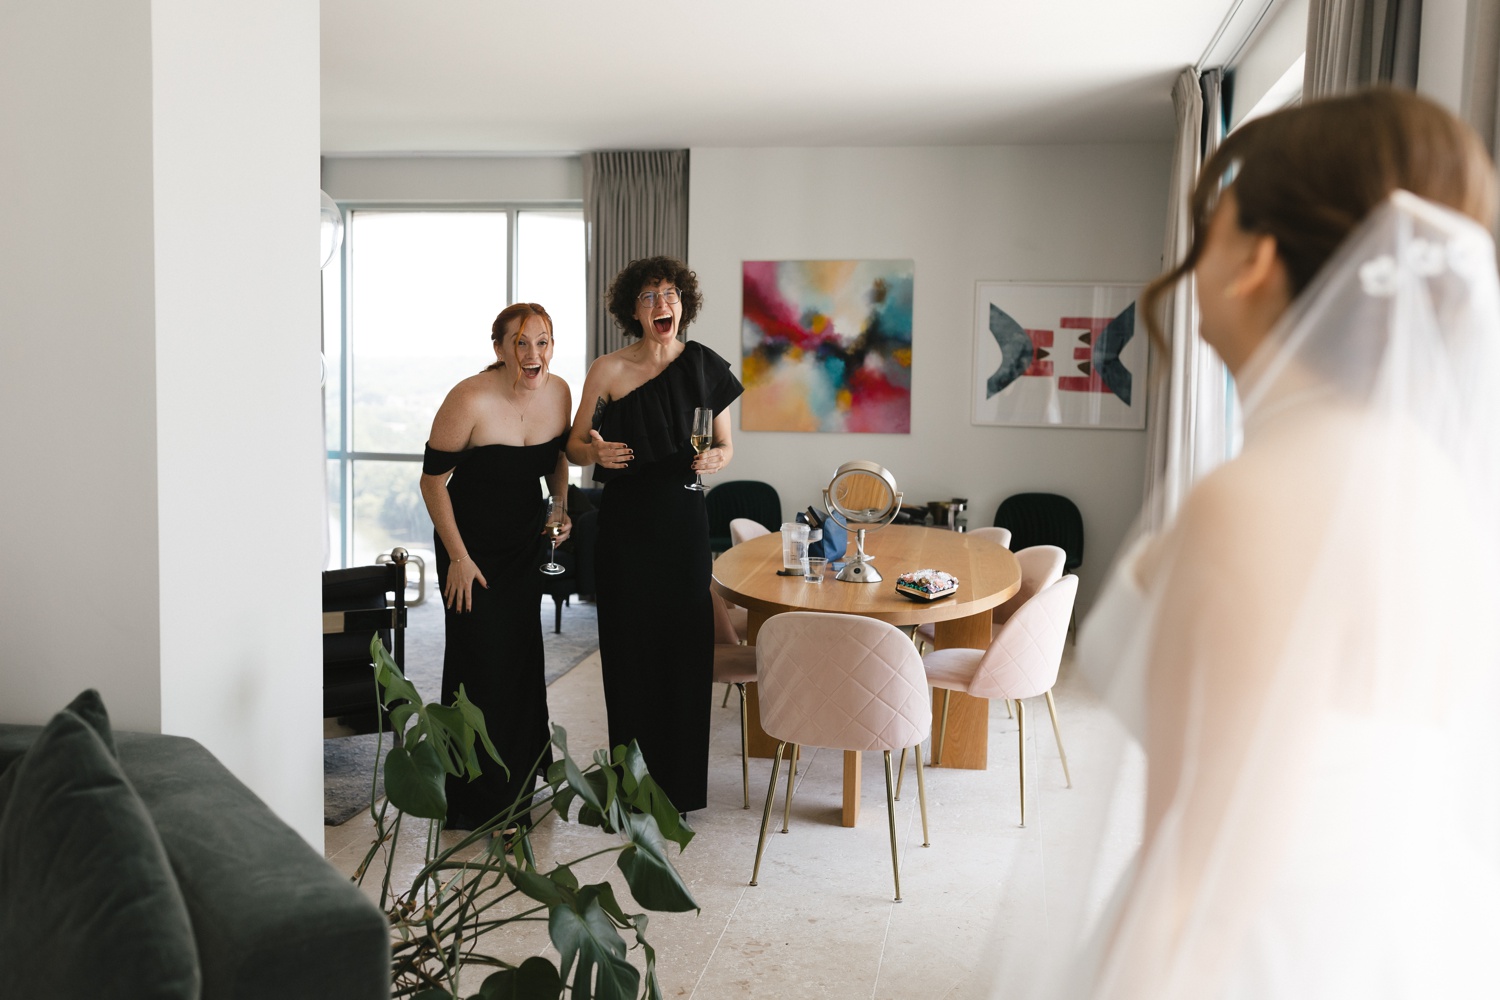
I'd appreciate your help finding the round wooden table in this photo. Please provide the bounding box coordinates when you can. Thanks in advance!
[711,524,1020,827]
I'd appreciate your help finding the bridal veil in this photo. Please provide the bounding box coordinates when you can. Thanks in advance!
[983,189,1500,997]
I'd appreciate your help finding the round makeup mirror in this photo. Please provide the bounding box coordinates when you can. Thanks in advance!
[823,461,903,582]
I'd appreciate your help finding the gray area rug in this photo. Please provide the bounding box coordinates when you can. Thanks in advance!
[323,594,598,825]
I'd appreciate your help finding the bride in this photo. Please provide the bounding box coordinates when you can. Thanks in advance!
[1009,89,1500,998]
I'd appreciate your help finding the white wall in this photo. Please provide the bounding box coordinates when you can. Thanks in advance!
[0,0,325,846]
[321,154,581,203]
[1229,0,1309,127]
[687,145,1172,611]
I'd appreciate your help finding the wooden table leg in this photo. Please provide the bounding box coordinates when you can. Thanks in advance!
[930,611,992,770]
[841,750,861,827]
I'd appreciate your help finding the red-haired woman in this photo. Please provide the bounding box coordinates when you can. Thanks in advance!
[420,302,572,831]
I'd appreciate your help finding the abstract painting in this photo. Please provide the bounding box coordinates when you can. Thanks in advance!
[972,282,1146,430]
[741,259,913,433]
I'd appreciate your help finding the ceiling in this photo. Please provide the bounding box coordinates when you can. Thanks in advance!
[321,0,1241,154]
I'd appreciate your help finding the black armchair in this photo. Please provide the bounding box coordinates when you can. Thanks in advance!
[322,553,407,735]
[705,480,782,555]
[994,493,1084,572]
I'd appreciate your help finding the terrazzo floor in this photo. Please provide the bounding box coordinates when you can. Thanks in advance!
[322,642,1144,999]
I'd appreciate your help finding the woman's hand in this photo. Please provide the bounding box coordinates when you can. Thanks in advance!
[543,511,573,545]
[692,446,727,477]
[443,555,488,613]
[589,430,633,469]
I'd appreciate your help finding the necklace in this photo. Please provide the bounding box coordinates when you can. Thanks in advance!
[495,379,538,423]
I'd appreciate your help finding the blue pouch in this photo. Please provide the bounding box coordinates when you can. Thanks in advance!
[798,510,847,566]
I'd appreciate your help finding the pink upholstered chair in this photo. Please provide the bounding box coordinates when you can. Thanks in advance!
[728,517,771,547]
[750,612,931,901]
[717,520,765,705]
[923,574,1077,827]
[915,541,1062,654]
[970,525,1011,548]
[711,591,757,808]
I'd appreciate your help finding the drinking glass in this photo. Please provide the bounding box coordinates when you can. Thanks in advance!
[686,407,713,492]
[539,495,566,575]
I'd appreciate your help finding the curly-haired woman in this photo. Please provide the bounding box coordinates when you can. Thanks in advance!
[566,256,742,813]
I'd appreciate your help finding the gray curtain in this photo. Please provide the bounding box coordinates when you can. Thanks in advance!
[581,150,689,361]
[1142,67,1233,532]
[1304,0,1423,98]
[1463,0,1500,157]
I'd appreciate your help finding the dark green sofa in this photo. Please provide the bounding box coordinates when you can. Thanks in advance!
[0,693,390,999]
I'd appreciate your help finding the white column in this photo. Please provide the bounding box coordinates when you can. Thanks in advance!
[0,0,325,846]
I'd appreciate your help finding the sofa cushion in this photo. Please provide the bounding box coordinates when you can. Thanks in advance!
[0,707,201,999]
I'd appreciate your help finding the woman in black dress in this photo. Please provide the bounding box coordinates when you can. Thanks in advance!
[567,257,742,813]
[420,302,572,831]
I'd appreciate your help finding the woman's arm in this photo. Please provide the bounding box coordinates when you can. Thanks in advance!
[691,409,734,478]
[421,385,487,612]
[565,358,632,470]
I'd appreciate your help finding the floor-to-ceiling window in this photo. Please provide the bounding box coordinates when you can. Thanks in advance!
[323,204,585,570]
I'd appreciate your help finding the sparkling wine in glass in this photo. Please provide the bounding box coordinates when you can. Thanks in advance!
[686,407,713,492]
[539,495,566,575]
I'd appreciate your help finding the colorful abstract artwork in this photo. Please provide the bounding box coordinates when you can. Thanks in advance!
[741,259,913,433]
[972,282,1146,430]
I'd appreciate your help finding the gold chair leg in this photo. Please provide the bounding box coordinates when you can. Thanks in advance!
[750,742,785,886]
[1006,698,1013,720]
[883,750,902,902]
[915,742,930,847]
[1044,689,1072,788]
[895,747,908,801]
[935,689,952,766]
[721,683,731,708]
[737,683,750,808]
[781,744,799,833]
[1016,698,1027,827]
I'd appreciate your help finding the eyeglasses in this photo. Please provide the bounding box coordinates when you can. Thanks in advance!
[637,288,680,307]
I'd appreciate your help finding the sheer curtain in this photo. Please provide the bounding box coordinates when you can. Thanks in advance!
[1141,68,1231,532]
[1463,0,1500,160]
[1304,0,1422,97]
[581,151,689,361]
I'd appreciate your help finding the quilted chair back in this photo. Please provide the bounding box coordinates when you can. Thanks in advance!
[756,612,931,753]
[968,525,1012,549]
[729,517,771,547]
[710,590,742,646]
[993,545,1066,626]
[967,575,1078,702]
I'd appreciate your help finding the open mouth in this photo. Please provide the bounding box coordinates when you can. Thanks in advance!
[520,363,544,381]
[653,317,673,334]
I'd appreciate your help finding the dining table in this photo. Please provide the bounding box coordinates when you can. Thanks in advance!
[711,524,1020,827]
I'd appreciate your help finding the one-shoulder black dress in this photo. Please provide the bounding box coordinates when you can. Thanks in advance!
[424,434,566,830]
[593,342,743,813]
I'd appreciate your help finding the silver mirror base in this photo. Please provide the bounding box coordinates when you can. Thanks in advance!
[835,559,882,583]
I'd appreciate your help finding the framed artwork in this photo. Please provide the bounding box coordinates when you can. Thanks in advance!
[741,259,913,433]
[972,281,1146,430]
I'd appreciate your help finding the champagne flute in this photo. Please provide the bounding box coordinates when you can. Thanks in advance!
[539,495,566,575]
[686,407,713,492]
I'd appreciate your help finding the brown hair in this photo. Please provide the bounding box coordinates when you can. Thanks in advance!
[606,256,703,338]
[486,302,553,371]
[1142,87,1498,351]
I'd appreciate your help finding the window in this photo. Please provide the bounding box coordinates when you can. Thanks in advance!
[323,205,585,569]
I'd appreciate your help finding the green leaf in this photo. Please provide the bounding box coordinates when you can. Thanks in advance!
[370,635,423,707]
[509,866,566,908]
[550,895,638,1000]
[384,741,448,819]
[617,812,700,913]
[478,957,562,1000]
[411,989,453,1000]
[564,752,603,815]
[457,689,503,767]
[621,770,694,852]
[426,703,476,777]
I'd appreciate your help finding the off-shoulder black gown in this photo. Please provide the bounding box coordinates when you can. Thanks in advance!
[424,434,565,830]
[593,342,743,812]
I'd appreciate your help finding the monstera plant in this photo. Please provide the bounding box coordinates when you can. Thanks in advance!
[355,637,698,1000]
